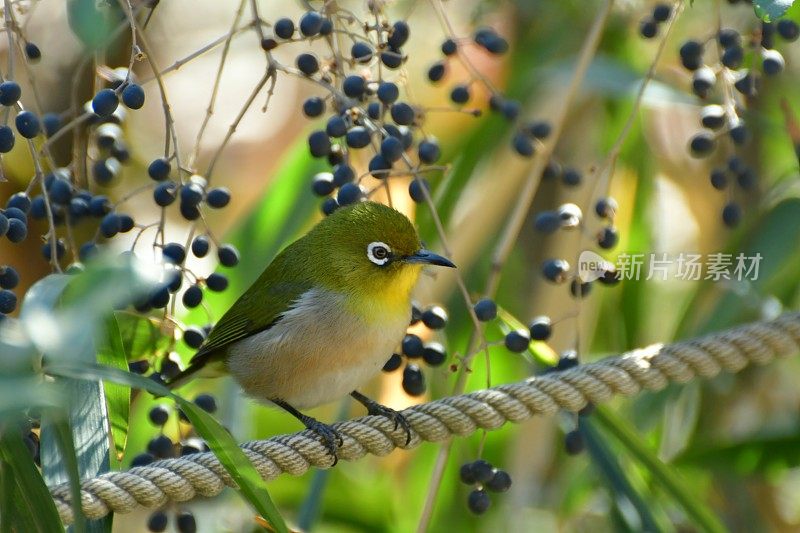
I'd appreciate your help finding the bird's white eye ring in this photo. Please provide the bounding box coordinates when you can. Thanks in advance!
[367,242,392,266]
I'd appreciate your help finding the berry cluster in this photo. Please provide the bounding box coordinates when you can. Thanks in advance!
[146,509,197,533]
[0,68,148,268]
[639,3,673,39]
[0,5,243,386]
[273,5,541,212]
[382,302,449,396]
[423,26,552,159]
[131,394,215,532]
[0,265,19,315]
[681,19,799,226]
[459,459,512,515]
[535,198,620,281]
[130,393,216,467]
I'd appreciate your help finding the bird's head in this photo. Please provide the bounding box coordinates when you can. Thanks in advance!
[307,201,455,303]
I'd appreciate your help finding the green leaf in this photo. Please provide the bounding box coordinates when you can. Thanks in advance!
[45,362,289,533]
[594,407,727,533]
[21,256,155,363]
[27,259,154,533]
[97,317,131,464]
[676,432,800,474]
[754,0,795,21]
[581,418,664,532]
[114,312,170,361]
[19,273,71,317]
[0,426,64,533]
[49,417,89,532]
[676,198,800,337]
[178,401,287,533]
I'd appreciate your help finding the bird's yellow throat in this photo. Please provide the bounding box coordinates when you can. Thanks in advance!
[345,263,423,325]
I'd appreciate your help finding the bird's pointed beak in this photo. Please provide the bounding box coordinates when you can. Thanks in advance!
[405,249,456,268]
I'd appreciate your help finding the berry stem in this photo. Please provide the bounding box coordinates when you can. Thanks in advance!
[187,0,248,173]
[416,2,615,530]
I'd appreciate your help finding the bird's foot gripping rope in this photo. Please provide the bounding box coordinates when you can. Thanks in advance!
[351,390,413,445]
[272,399,343,466]
[48,312,800,525]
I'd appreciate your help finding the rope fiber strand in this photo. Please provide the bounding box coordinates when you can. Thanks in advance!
[48,312,800,525]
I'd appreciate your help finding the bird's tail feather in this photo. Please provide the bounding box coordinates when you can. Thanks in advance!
[165,364,203,390]
[166,355,227,390]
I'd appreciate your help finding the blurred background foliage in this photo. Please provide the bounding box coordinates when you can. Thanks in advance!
[2,0,800,531]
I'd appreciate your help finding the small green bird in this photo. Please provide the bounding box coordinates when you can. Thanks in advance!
[169,201,455,459]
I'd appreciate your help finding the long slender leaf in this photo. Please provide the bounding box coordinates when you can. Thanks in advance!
[0,426,63,533]
[581,417,663,532]
[24,260,157,533]
[114,312,170,362]
[96,317,130,464]
[178,401,286,533]
[45,362,289,533]
[1,457,13,533]
[50,418,89,533]
[594,407,727,533]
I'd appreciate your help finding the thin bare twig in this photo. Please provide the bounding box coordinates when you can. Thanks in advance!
[204,67,274,179]
[416,2,616,529]
[186,0,247,172]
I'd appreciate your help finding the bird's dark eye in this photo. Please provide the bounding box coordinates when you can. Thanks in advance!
[367,241,392,266]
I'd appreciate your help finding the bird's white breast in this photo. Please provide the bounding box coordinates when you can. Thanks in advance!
[225,288,409,409]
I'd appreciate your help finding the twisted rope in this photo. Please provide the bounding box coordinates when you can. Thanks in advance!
[49,312,800,524]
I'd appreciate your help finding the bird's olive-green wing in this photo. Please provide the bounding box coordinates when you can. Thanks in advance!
[192,281,312,360]
[187,243,314,368]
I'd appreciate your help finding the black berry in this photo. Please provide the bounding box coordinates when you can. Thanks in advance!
[402,363,425,396]
[92,89,119,117]
[147,511,168,532]
[176,510,197,533]
[0,289,17,313]
[504,329,530,353]
[15,111,40,138]
[473,298,497,321]
[206,272,228,292]
[565,430,585,455]
[402,333,425,358]
[383,353,402,372]
[194,393,217,413]
[299,11,323,37]
[0,81,21,106]
[121,83,145,109]
[467,489,491,515]
[274,18,294,39]
[689,131,715,157]
[206,187,230,208]
[182,285,203,308]
[0,125,14,152]
[597,226,619,249]
[542,258,570,283]
[191,236,210,257]
[485,470,512,492]
[148,405,169,426]
[217,244,240,267]
[528,316,552,341]
[421,305,448,329]
[183,326,206,349]
[722,202,741,227]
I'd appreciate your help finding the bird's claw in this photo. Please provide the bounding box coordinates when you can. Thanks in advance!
[366,403,412,446]
[304,419,343,465]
